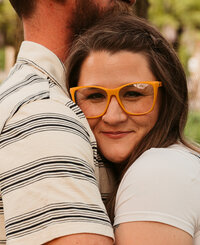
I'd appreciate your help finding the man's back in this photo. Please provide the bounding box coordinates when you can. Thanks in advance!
[0,42,113,245]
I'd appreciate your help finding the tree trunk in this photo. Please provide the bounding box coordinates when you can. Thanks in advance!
[134,0,150,19]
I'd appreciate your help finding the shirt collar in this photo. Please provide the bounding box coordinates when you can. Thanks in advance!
[17,41,68,94]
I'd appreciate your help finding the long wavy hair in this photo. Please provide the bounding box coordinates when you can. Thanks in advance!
[66,14,200,222]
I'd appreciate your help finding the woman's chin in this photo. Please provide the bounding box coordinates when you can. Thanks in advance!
[102,152,130,165]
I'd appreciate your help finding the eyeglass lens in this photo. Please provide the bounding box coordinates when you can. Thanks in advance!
[74,83,154,117]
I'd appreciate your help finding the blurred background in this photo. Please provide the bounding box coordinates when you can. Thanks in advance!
[0,0,200,144]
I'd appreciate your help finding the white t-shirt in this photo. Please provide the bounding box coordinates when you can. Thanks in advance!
[114,144,200,244]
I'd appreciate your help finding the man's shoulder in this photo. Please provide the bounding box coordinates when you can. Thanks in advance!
[0,61,48,90]
[0,63,50,133]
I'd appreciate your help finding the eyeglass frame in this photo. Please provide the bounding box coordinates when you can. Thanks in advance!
[70,81,162,119]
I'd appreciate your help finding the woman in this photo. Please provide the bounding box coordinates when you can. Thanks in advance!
[66,15,200,245]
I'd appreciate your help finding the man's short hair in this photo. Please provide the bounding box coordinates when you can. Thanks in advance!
[9,0,66,18]
[9,0,36,18]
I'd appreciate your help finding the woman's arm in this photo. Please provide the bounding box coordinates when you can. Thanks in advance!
[114,148,200,245]
[115,221,192,245]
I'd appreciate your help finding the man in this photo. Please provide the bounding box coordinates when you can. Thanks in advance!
[0,0,135,244]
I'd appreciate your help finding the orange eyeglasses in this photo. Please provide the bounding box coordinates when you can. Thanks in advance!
[70,81,162,119]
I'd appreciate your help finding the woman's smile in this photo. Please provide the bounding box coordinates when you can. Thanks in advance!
[101,130,134,139]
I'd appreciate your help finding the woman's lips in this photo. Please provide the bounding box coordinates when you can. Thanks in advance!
[101,131,133,139]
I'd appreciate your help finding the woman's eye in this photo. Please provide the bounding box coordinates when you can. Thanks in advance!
[124,91,143,97]
[86,93,105,100]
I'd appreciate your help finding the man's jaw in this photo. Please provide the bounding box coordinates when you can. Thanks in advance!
[68,0,134,43]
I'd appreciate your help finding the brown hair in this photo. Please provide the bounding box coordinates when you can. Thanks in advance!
[9,0,66,18]
[9,0,36,18]
[66,14,200,222]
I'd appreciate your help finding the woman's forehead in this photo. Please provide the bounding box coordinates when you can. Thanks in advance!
[78,51,155,88]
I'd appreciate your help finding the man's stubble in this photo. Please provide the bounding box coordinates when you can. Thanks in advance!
[68,0,133,43]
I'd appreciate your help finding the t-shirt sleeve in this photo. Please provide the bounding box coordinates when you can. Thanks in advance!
[0,100,113,245]
[114,148,200,237]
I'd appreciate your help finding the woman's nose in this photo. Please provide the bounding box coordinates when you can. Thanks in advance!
[102,96,128,125]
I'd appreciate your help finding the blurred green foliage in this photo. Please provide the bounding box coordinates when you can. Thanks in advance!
[148,0,200,72]
[185,111,200,144]
[0,0,17,46]
[0,48,5,70]
[149,0,200,29]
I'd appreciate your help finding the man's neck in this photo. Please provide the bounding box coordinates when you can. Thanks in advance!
[22,1,73,62]
[23,24,71,62]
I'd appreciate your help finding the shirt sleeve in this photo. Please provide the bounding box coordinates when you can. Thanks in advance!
[114,147,200,237]
[0,99,113,245]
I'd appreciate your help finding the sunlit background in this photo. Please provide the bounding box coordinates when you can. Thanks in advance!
[0,0,200,143]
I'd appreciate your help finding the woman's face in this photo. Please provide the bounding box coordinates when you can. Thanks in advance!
[78,51,161,163]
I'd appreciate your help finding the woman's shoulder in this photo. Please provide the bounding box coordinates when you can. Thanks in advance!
[144,143,199,158]
[121,144,200,188]
[132,144,199,170]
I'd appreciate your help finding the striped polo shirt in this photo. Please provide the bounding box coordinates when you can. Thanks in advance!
[0,41,114,245]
